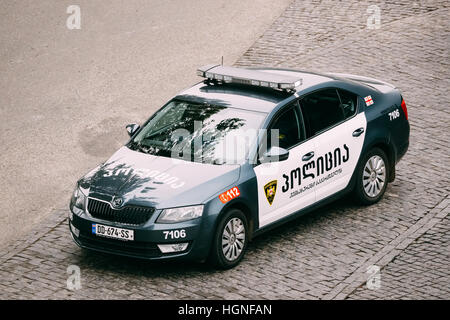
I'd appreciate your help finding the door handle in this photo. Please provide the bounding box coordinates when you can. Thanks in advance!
[302,151,314,161]
[352,127,365,137]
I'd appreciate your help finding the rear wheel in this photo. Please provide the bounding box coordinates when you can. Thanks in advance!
[354,148,389,205]
[209,209,248,269]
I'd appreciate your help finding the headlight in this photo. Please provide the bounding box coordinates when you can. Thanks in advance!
[70,185,86,211]
[157,205,203,223]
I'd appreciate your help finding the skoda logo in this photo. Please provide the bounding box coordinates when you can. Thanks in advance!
[111,196,123,209]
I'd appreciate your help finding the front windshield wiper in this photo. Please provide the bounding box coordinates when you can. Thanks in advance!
[128,141,150,154]
[129,140,174,156]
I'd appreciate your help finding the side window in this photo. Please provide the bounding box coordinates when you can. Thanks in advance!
[300,89,344,137]
[337,89,358,119]
[268,106,303,150]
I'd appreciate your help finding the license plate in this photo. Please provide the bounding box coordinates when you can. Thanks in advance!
[92,223,134,241]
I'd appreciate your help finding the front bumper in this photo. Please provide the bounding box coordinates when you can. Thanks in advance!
[68,207,211,261]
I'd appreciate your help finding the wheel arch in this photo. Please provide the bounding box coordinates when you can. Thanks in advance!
[364,140,395,182]
[217,200,255,240]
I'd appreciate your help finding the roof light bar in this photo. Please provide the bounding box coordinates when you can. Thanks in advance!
[197,65,302,91]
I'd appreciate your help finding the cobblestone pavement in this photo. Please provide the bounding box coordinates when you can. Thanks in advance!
[348,213,450,299]
[1,0,449,299]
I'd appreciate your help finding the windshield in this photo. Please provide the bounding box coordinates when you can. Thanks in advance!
[128,99,267,165]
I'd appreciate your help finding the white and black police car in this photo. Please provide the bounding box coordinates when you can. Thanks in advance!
[69,65,409,268]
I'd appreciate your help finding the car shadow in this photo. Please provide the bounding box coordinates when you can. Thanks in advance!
[74,195,361,277]
[247,195,361,250]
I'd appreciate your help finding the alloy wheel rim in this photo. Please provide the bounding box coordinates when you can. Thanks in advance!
[222,217,246,262]
[363,155,386,198]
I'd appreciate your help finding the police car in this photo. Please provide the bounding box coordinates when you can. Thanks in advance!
[69,65,409,269]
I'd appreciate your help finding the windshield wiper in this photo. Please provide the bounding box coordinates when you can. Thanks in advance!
[128,141,150,154]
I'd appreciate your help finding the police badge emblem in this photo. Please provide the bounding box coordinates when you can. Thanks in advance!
[264,180,277,205]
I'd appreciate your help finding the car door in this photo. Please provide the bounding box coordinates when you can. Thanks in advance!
[299,88,367,202]
[253,102,316,228]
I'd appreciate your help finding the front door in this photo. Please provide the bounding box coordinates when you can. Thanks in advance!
[254,103,316,228]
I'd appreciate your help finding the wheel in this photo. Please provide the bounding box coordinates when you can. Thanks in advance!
[353,147,389,205]
[209,209,248,269]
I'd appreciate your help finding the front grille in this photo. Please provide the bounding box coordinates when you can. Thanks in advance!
[87,198,155,225]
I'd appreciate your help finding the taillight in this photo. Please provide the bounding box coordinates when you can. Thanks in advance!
[401,99,408,120]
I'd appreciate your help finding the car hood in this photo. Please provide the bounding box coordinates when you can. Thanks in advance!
[79,146,240,209]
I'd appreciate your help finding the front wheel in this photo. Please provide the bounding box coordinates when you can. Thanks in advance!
[353,147,389,205]
[209,209,248,269]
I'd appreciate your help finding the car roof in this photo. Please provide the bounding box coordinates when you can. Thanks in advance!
[176,67,352,113]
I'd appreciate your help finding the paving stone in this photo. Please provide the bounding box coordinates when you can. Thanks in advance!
[0,0,449,300]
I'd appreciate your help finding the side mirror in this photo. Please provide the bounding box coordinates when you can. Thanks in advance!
[126,123,140,137]
[260,146,289,163]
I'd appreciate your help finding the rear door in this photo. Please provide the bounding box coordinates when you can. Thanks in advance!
[299,88,367,202]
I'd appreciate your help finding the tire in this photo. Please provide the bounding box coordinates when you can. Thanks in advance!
[353,147,389,205]
[209,209,248,269]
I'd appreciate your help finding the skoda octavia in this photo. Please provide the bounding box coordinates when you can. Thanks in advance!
[69,65,409,268]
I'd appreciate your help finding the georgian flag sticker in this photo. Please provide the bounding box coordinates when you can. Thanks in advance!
[364,95,374,106]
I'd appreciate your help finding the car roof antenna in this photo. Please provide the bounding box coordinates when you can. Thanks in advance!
[221,56,223,66]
